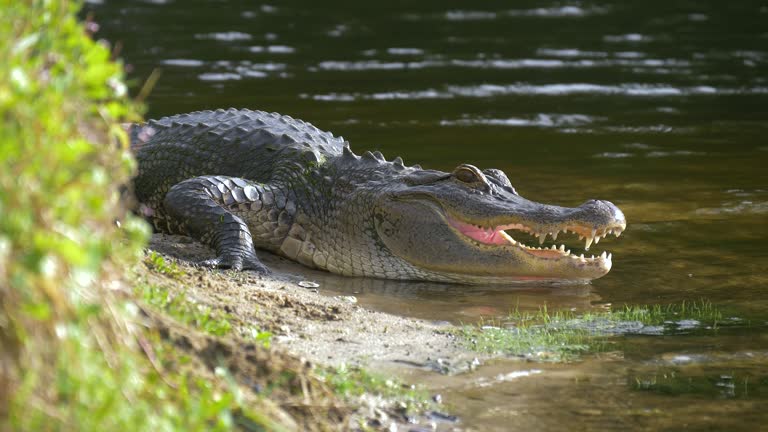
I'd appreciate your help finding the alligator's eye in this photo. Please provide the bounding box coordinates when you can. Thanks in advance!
[452,164,490,190]
[454,167,478,183]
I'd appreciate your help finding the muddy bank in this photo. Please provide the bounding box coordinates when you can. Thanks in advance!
[147,233,486,375]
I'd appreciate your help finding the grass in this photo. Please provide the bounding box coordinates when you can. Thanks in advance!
[456,300,728,362]
[144,251,186,279]
[139,283,234,336]
[139,283,273,347]
[140,252,274,345]
[320,364,435,418]
[596,300,723,326]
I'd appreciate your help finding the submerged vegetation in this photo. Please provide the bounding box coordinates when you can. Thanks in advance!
[457,300,728,362]
[632,369,768,399]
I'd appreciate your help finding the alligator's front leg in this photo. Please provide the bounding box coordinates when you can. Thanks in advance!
[163,175,293,273]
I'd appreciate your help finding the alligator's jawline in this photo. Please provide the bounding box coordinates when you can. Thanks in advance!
[444,214,614,264]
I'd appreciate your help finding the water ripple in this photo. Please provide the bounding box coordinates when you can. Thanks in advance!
[248,45,296,54]
[441,114,596,128]
[536,48,609,58]
[160,59,205,67]
[304,84,768,101]
[198,72,241,81]
[387,47,425,56]
[603,33,652,43]
[695,201,768,215]
[444,10,497,21]
[314,57,692,72]
[316,60,434,71]
[506,5,607,17]
[196,61,287,82]
[442,6,607,21]
[194,31,252,41]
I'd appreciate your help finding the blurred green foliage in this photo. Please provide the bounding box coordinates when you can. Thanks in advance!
[0,1,286,430]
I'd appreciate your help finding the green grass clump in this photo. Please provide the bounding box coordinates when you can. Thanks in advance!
[144,251,186,279]
[139,281,274,345]
[605,300,723,325]
[457,300,726,362]
[457,316,596,362]
[320,364,434,415]
[139,284,233,336]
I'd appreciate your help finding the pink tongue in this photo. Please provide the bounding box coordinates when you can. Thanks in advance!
[448,218,511,245]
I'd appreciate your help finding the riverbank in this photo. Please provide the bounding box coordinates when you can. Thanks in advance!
[146,233,485,372]
[140,233,489,430]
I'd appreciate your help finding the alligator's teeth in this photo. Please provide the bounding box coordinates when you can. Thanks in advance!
[579,254,585,260]
[499,231,516,245]
[538,233,546,245]
[600,251,607,260]
[559,244,566,252]
[551,231,558,241]
[594,236,600,245]
[550,245,556,250]
[584,237,593,251]
[608,253,612,260]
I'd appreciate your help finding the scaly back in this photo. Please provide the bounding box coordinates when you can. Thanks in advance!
[131,108,346,208]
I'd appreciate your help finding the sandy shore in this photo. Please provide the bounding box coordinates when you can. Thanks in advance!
[147,233,487,375]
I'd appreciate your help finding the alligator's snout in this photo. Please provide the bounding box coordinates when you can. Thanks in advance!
[574,199,627,232]
[581,199,625,220]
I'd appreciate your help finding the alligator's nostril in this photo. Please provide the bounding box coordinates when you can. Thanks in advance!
[582,199,600,207]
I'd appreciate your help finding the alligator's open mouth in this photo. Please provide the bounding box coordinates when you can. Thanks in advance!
[445,215,625,267]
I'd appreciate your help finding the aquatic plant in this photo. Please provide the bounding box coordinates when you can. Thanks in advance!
[457,300,727,362]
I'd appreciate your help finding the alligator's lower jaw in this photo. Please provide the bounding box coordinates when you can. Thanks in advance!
[446,216,621,268]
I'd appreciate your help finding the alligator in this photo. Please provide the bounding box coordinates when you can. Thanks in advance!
[130,108,626,284]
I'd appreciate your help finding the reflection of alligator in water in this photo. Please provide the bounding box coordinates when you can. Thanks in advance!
[131,109,626,284]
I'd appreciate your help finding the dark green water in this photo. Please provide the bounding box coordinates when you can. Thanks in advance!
[86,0,768,429]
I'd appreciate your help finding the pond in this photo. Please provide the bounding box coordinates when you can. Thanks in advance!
[86,0,768,429]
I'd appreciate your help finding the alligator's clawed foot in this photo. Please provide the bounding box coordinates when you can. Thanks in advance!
[200,254,271,275]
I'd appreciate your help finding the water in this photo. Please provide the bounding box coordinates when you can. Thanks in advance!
[86,0,768,429]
